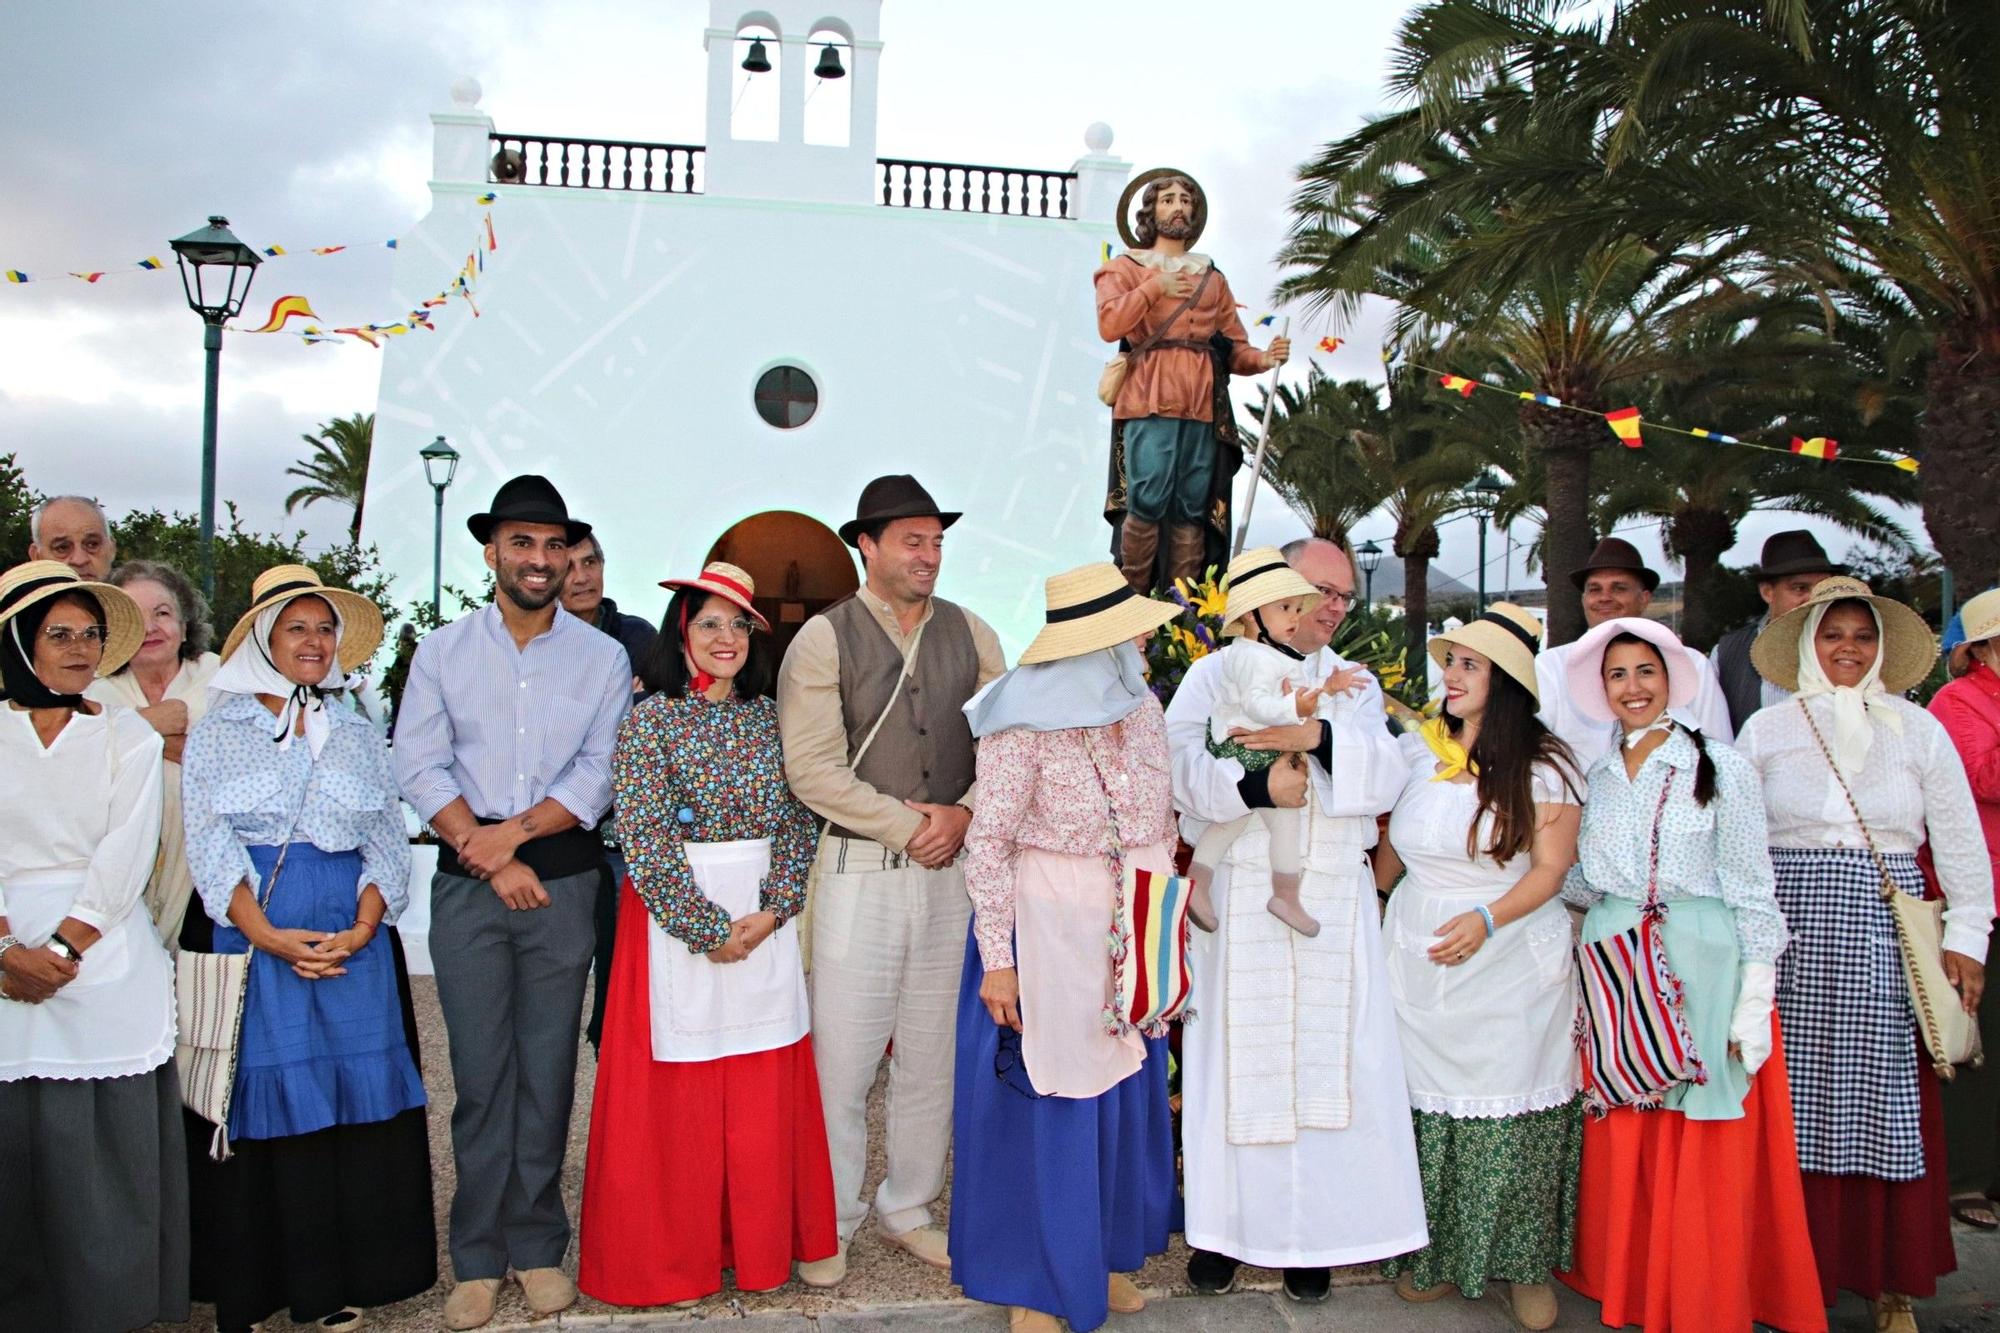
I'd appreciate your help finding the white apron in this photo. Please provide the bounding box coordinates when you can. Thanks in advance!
[646,838,810,1063]
[0,868,177,1082]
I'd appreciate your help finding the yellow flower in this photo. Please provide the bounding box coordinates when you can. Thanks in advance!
[1191,580,1229,622]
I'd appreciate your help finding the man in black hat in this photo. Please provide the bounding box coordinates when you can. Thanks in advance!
[394,474,633,1330]
[776,474,1006,1285]
[1709,530,1846,733]
[1534,535,1734,772]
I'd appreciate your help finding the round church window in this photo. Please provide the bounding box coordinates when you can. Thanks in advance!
[753,364,819,429]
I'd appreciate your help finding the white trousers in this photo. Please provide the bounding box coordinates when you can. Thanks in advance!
[809,837,971,1241]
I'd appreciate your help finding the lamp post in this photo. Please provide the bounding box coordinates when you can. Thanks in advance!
[1357,538,1384,610]
[1466,470,1508,613]
[169,217,261,599]
[420,436,461,620]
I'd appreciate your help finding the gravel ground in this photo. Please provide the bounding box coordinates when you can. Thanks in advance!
[150,975,1376,1332]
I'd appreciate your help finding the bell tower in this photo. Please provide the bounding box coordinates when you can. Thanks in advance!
[703,2,884,204]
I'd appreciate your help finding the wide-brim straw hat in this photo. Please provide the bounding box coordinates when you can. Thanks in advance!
[660,560,771,632]
[0,560,145,676]
[221,565,385,671]
[1564,616,1708,724]
[1428,602,1545,703]
[1219,547,1321,637]
[1017,562,1180,666]
[1948,588,2000,674]
[1750,574,1936,693]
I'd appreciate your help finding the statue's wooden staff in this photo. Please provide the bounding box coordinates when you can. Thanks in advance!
[1232,315,1289,556]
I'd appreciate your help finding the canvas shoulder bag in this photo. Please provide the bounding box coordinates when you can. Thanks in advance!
[1797,700,1983,1077]
[1576,774,1708,1115]
[1080,729,1194,1036]
[796,620,926,973]
[1097,260,1216,406]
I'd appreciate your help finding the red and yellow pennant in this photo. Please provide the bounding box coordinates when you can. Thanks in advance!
[1605,407,1644,449]
[245,294,318,334]
[1790,435,1839,461]
[1317,336,1343,353]
[1440,374,1478,398]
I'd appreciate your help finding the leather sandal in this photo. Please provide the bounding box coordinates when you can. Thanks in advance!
[1951,1193,1999,1230]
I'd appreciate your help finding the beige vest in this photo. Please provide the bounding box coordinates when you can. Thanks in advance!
[827,595,980,840]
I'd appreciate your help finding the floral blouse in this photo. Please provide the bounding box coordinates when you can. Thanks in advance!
[1561,725,1788,963]
[612,691,816,954]
[963,700,1176,970]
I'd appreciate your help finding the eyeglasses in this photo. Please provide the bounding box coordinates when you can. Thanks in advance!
[993,1026,1052,1099]
[40,625,107,646]
[1313,585,1359,611]
[689,615,757,635]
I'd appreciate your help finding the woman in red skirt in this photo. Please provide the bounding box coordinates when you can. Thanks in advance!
[578,562,836,1307]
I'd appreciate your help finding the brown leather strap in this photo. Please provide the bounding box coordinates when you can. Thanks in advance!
[1796,699,1901,898]
[1122,259,1215,358]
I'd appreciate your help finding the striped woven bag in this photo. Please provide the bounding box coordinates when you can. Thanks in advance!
[1113,866,1195,1032]
[1575,776,1707,1115]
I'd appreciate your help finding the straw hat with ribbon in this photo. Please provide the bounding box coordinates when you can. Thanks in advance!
[0,559,145,679]
[1017,562,1180,666]
[660,561,771,632]
[1750,575,1936,694]
[1218,547,1321,638]
[220,565,385,671]
[1428,602,1546,704]
[1948,587,2000,675]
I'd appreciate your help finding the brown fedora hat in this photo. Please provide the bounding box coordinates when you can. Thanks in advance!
[838,474,961,548]
[1570,536,1660,592]
[1748,529,1847,581]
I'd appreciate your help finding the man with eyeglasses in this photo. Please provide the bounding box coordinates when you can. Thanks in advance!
[393,475,632,1331]
[1163,534,1427,1306]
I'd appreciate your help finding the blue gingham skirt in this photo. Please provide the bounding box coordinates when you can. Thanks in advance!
[1770,846,1924,1181]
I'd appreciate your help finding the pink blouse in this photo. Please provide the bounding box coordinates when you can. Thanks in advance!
[963,701,1176,970]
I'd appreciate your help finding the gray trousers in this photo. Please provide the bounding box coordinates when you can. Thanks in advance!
[430,868,597,1278]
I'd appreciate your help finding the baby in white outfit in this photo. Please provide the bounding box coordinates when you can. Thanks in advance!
[1187,591,1362,938]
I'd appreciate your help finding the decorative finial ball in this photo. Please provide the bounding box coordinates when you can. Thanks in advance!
[450,76,483,107]
[1084,122,1114,154]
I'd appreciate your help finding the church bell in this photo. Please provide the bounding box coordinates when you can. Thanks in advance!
[813,43,845,79]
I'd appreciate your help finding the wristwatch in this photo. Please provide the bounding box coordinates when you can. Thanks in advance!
[0,934,20,1000]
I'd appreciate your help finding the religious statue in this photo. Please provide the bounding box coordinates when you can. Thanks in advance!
[1098,169,1289,593]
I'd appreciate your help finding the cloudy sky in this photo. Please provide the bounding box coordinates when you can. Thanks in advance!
[1,0,1907,603]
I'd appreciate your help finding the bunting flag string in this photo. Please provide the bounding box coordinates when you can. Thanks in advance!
[1395,357,1918,472]
[2,237,400,284]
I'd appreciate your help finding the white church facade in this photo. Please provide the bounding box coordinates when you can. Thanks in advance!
[359,0,1136,656]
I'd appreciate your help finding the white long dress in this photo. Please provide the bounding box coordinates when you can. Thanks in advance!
[1166,649,1429,1268]
[1382,741,1579,1118]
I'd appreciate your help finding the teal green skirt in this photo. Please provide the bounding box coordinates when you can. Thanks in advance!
[1578,896,1749,1121]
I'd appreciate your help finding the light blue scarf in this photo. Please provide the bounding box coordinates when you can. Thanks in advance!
[962,640,1152,738]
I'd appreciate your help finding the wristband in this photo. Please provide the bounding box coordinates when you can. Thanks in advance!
[48,932,83,963]
[1474,905,1496,938]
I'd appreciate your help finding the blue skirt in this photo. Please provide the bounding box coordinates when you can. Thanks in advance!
[947,922,1176,1332]
[213,844,427,1141]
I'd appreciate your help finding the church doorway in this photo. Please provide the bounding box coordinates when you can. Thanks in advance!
[704,511,859,669]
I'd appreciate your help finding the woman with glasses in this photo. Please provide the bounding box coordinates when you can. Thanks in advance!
[0,562,187,1332]
[949,563,1182,1333]
[577,562,836,1308]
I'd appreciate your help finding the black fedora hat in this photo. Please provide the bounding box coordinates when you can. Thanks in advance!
[1569,535,1660,591]
[1749,529,1847,581]
[467,475,592,546]
[838,474,962,548]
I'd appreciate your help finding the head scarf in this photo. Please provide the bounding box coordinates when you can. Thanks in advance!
[208,595,355,759]
[963,640,1153,739]
[0,591,102,710]
[1793,600,1902,778]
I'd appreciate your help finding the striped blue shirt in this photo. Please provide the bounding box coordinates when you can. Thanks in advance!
[393,603,631,829]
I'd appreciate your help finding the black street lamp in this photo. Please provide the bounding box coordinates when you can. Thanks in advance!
[1357,538,1384,610]
[1465,470,1508,613]
[420,436,461,619]
[169,216,261,598]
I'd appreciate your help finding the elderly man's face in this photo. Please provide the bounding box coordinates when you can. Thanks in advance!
[562,538,605,621]
[1287,540,1357,654]
[29,500,115,579]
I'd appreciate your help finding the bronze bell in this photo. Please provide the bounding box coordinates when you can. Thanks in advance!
[814,42,845,79]
[741,39,771,74]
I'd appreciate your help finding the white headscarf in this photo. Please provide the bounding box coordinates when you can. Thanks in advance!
[208,597,355,759]
[1793,599,1903,778]
[963,640,1154,739]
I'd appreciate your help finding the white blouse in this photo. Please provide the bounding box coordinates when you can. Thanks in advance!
[0,705,163,931]
[1737,693,1994,960]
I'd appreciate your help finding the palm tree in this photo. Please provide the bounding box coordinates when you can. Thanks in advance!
[284,412,374,543]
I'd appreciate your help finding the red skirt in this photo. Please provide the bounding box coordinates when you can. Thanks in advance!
[1797,1048,1955,1303]
[577,881,837,1307]
[1561,1021,1827,1332]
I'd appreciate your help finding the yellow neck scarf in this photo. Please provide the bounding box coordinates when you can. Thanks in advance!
[1420,716,1477,782]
